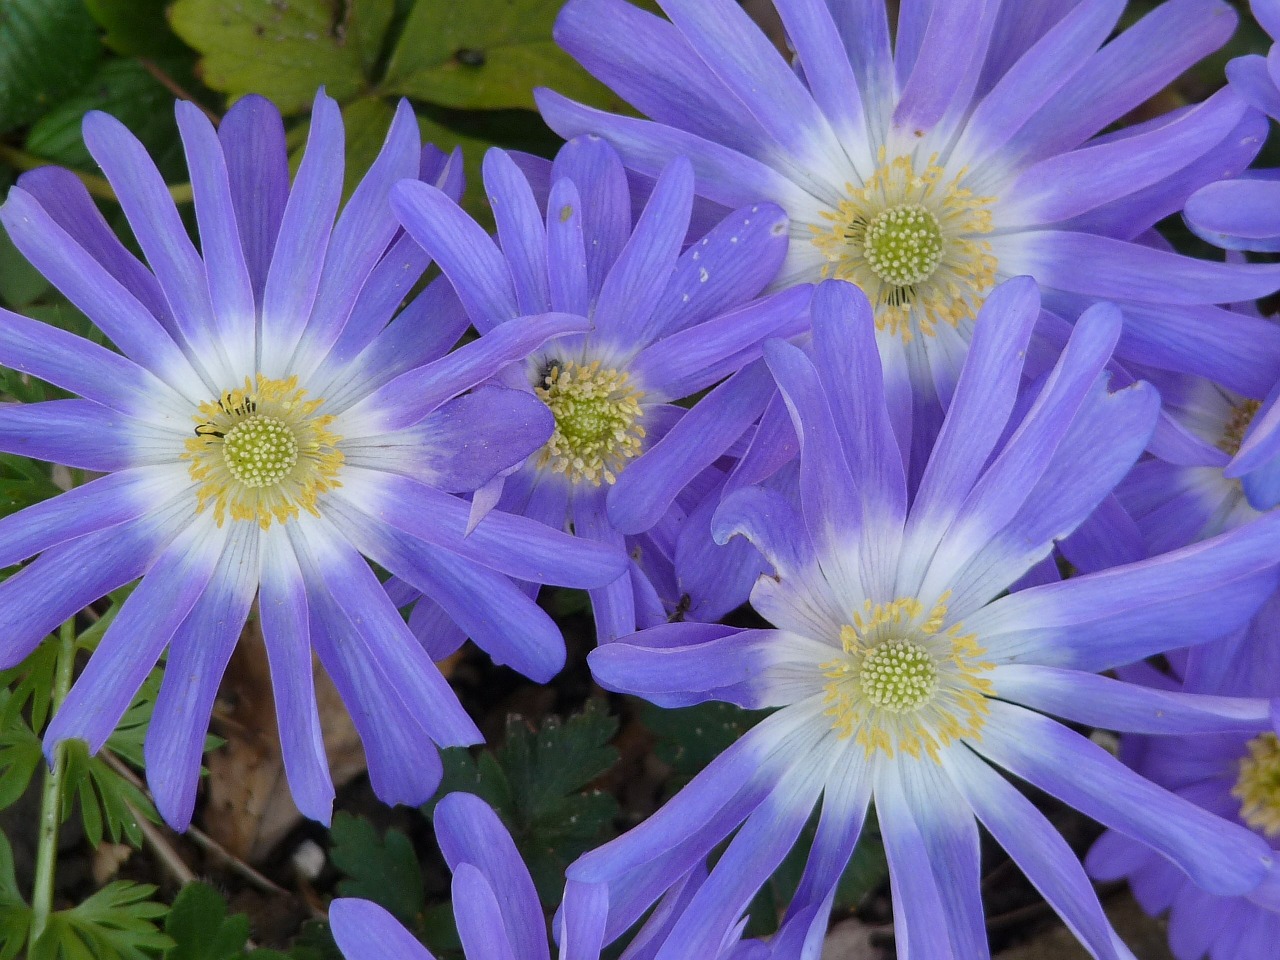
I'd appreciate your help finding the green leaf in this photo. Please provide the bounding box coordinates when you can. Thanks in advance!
[0,711,41,811]
[329,814,424,925]
[168,0,376,115]
[84,0,190,58]
[352,0,395,77]
[162,883,250,960]
[0,221,51,309]
[0,0,102,135]
[0,832,30,960]
[32,881,171,960]
[25,59,187,182]
[287,95,395,201]
[641,700,771,796]
[383,0,616,111]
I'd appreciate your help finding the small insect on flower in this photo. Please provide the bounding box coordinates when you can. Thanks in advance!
[0,92,626,830]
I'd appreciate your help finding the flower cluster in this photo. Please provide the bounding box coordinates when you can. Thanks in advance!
[4,1,1280,959]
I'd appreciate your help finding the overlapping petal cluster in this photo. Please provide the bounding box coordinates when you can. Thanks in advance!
[0,92,625,829]
[4,0,1280,957]
[542,0,1280,470]
[581,280,1280,958]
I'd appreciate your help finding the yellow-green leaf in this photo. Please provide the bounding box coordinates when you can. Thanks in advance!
[382,0,617,111]
[168,0,376,114]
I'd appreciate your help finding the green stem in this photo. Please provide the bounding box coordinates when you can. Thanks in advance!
[0,143,193,205]
[29,618,77,944]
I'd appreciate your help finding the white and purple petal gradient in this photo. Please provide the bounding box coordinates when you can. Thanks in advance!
[579,279,1280,959]
[0,93,628,830]
[389,135,807,643]
[544,0,1280,477]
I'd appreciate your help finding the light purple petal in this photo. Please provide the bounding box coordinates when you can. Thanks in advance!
[258,526,335,824]
[485,148,551,315]
[608,361,773,536]
[331,899,436,960]
[436,792,549,960]
[992,664,1273,735]
[0,400,154,473]
[46,516,229,756]
[967,511,1280,671]
[390,179,517,332]
[145,527,256,829]
[260,92,344,371]
[975,701,1271,896]
[592,156,693,350]
[1187,178,1280,252]
[947,746,1128,960]
[552,135,633,292]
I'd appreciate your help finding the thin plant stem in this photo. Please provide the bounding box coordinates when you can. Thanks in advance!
[29,617,77,943]
[0,143,194,204]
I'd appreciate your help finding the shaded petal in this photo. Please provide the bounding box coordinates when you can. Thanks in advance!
[485,148,551,315]
[552,135,632,292]
[559,880,609,960]
[608,361,773,535]
[536,90,805,212]
[218,94,289,301]
[631,286,811,400]
[335,468,627,588]
[343,312,587,432]
[576,498,636,643]
[453,866,519,960]
[1188,176,1280,254]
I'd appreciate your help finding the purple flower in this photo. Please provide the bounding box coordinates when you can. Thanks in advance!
[387,136,809,641]
[330,793,767,960]
[1186,1,1280,252]
[0,93,625,829]
[542,0,1280,471]
[1088,615,1280,960]
[579,277,1280,957]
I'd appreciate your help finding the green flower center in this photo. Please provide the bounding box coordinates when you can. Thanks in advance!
[535,359,646,486]
[222,415,300,488]
[858,639,939,712]
[863,204,945,287]
[1234,732,1280,837]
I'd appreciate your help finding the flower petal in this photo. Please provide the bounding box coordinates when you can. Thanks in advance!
[330,899,436,960]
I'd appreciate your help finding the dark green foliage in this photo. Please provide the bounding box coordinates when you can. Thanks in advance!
[162,882,289,960]
[330,814,425,926]
[429,701,620,906]
[0,0,102,135]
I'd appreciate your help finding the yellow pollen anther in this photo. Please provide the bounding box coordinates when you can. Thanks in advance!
[1233,732,1280,837]
[821,592,994,762]
[535,358,646,486]
[183,375,344,529]
[809,149,997,343]
[1220,399,1261,458]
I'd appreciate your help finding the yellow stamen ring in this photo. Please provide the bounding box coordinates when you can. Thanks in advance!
[183,375,343,529]
[821,592,994,762]
[809,149,997,343]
